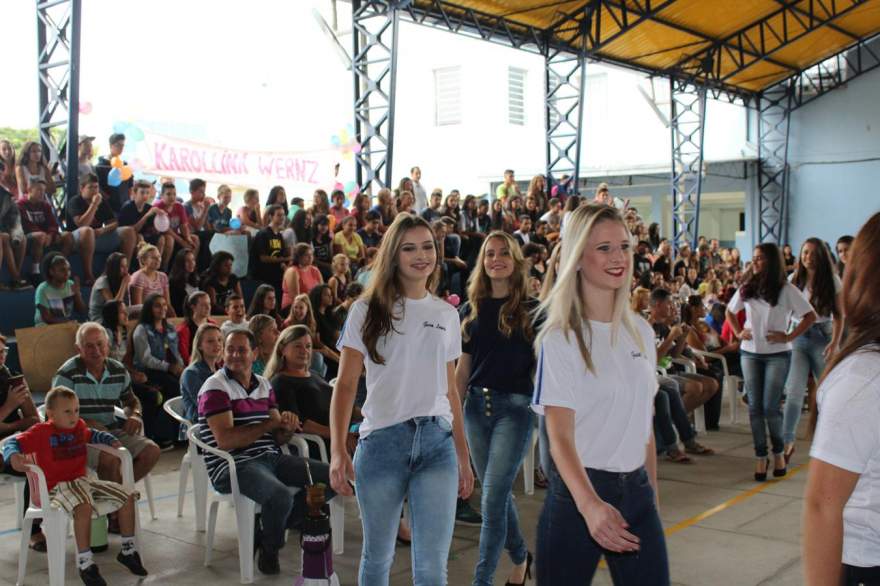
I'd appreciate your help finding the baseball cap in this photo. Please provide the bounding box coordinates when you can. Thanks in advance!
[78,135,96,144]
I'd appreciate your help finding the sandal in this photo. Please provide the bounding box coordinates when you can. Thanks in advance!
[665,449,693,464]
[685,442,715,456]
[784,444,796,465]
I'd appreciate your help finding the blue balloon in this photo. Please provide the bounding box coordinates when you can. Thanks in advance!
[107,167,122,187]
[229,218,242,230]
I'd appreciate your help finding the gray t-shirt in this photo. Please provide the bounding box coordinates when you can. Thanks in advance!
[88,275,130,321]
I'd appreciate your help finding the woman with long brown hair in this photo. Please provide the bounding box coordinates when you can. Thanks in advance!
[725,243,817,481]
[803,213,880,586]
[781,237,843,463]
[329,213,473,584]
[455,231,537,585]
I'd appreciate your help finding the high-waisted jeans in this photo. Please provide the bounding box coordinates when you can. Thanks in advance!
[782,321,832,444]
[464,387,534,586]
[741,350,791,458]
[353,416,459,586]
[536,467,669,585]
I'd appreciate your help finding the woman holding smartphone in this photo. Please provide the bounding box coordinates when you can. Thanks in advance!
[533,204,668,585]
[329,214,473,585]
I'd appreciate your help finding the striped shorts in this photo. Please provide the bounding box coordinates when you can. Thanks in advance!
[48,476,133,517]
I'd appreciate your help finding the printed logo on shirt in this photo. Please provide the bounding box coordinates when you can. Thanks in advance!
[423,321,447,331]
[630,351,644,359]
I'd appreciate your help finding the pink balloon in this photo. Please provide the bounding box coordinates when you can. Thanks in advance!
[78,102,92,115]
[446,294,461,307]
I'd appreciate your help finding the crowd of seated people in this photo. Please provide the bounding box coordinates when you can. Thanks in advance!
[1,134,865,582]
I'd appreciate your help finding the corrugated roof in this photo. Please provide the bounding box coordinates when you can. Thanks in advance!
[410,0,880,95]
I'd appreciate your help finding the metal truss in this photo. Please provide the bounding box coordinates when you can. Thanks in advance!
[36,0,81,213]
[756,81,794,245]
[670,0,866,92]
[789,32,880,110]
[544,48,585,195]
[669,79,707,251]
[352,0,400,194]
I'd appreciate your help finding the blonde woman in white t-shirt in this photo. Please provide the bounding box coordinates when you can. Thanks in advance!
[804,212,880,586]
[726,243,816,481]
[329,213,473,585]
[532,204,668,585]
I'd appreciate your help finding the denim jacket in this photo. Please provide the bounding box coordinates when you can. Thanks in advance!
[133,322,182,372]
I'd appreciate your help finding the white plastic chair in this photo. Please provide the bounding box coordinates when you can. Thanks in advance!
[163,396,208,530]
[670,357,708,433]
[190,423,277,584]
[36,405,156,520]
[692,349,743,424]
[16,444,140,586]
[0,473,27,529]
[283,432,346,555]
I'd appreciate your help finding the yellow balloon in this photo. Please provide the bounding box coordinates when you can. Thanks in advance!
[119,166,133,180]
[110,156,123,168]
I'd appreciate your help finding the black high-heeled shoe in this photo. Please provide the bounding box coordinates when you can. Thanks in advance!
[773,455,787,478]
[754,458,770,482]
[505,551,533,586]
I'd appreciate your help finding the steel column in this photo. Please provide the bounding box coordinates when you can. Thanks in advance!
[352,0,400,195]
[669,79,707,251]
[544,48,585,196]
[756,81,793,244]
[36,0,80,214]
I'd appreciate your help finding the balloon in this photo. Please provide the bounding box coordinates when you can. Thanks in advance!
[330,135,341,147]
[333,182,344,191]
[107,168,122,187]
[119,166,133,181]
[229,218,242,230]
[153,213,170,233]
[78,102,92,115]
[127,125,144,142]
[110,156,123,169]
[352,143,362,154]
[343,180,357,195]
[112,121,129,134]
[446,294,461,307]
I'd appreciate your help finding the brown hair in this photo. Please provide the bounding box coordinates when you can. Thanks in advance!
[45,386,78,410]
[811,212,880,434]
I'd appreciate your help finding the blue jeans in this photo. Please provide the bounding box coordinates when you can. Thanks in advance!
[354,417,459,586]
[464,388,533,586]
[537,467,669,585]
[741,350,791,458]
[213,452,332,551]
[782,321,831,444]
[653,377,695,452]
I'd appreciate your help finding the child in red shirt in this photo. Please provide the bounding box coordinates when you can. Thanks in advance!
[154,182,199,254]
[4,387,148,585]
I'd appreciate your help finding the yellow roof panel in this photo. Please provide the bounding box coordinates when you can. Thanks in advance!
[412,0,880,94]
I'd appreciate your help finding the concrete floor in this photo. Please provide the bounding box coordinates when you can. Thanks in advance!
[0,405,811,585]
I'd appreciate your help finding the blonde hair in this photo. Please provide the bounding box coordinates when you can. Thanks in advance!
[217,184,231,197]
[137,243,160,264]
[331,253,350,275]
[534,204,643,373]
[361,214,440,364]
[190,322,222,366]
[462,231,533,342]
[263,325,311,380]
[287,293,317,333]
[248,314,276,349]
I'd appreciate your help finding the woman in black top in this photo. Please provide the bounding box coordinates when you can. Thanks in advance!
[454,231,537,586]
[200,251,242,315]
[311,214,334,280]
[308,284,340,379]
[168,248,199,317]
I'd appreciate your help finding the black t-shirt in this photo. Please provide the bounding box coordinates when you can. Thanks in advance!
[271,373,332,427]
[315,310,339,349]
[96,156,132,213]
[312,234,333,264]
[459,297,538,395]
[251,227,285,285]
[357,228,381,249]
[633,253,653,276]
[652,256,671,279]
[118,200,157,237]
[203,274,239,314]
[67,195,115,230]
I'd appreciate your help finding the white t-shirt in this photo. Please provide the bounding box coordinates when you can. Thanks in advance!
[810,348,880,567]
[338,294,461,437]
[532,316,658,473]
[789,272,841,324]
[728,282,814,354]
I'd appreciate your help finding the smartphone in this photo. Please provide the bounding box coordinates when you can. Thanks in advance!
[7,375,25,389]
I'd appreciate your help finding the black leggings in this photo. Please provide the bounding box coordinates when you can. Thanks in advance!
[144,368,181,443]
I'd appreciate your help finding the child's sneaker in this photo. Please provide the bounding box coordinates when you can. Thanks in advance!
[79,563,107,586]
[117,550,148,576]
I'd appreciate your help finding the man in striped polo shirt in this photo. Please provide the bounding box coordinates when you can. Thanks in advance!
[53,322,160,485]
[198,328,333,576]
